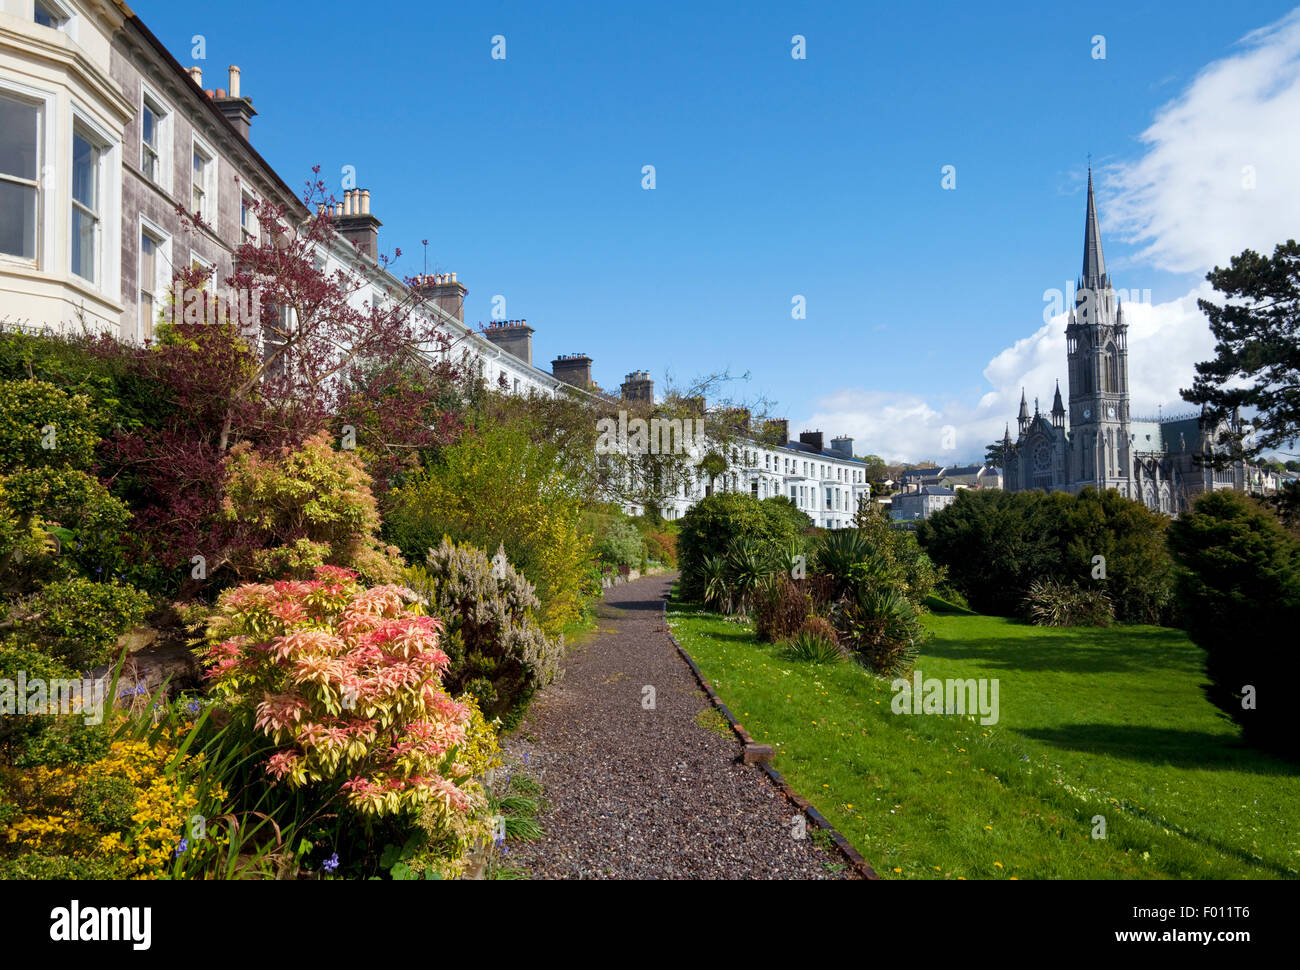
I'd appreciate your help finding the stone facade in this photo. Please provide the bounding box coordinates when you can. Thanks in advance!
[1003,173,1273,515]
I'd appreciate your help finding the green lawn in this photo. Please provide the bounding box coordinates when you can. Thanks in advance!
[667,601,1300,879]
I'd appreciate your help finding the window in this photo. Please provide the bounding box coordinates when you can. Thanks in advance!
[240,191,256,244]
[141,92,167,186]
[70,126,103,283]
[191,139,215,222]
[34,0,69,28]
[0,93,41,261]
[139,227,166,342]
[825,488,832,510]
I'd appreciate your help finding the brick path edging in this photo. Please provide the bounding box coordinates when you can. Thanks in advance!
[662,600,880,880]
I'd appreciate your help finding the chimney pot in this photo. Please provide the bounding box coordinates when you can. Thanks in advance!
[204,89,214,99]
[361,189,371,215]
[344,191,354,216]
[189,66,202,86]
[228,65,241,99]
[450,272,457,283]
[216,88,227,99]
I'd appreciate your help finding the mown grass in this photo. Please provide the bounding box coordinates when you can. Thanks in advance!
[667,600,1300,880]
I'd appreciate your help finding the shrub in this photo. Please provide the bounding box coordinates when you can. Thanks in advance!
[851,501,944,605]
[834,585,928,678]
[221,431,403,586]
[642,530,677,567]
[0,730,220,879]
[1056,487,1174,624]
[0,380,103,473]
[404,538,562,722]
[0,468,133,593]
[1023,578,1115,628]
[1168,490,1300,759]
[204,567,483,824]
[6,578,151,669]
[782,629,846,665]
[918,490,1067,615]
[386,423,591,633]
[591,513,646,570]
[677,493,805,601]
[755,574,812,643]
[929,583,972,612]
[918,487,1172,623]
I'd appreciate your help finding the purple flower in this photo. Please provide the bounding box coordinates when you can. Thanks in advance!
[174,838,189,856]
[322,853,339,873]
[186,699,202,715]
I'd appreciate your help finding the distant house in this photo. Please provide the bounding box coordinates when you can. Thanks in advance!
[890,485,956,521]
[898,464,1001,494]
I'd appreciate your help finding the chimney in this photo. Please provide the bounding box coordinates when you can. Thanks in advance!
[331,188,383,257]
[412,272,468,324]
[830,435,854,457]
[551,354,593,390]
[765,418,790,445]
[620,370,654,404]
[799,430,824,454]
[212,65,257,141]
[482,319,534,366]
[189,66,202,86]
[723,407,751,432]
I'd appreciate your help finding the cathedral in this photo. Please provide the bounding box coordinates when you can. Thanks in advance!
[1002,172,1258,516]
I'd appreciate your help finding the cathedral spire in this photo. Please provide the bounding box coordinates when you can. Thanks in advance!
[1082,166,1107,289]
[1018,387,1030,432]
[1051,379,1066,427]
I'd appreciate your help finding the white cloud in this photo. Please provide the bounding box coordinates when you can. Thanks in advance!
[1105,8,1300,273]
[809,9,1300,464]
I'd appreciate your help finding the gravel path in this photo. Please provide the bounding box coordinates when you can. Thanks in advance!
[501,573,855,879]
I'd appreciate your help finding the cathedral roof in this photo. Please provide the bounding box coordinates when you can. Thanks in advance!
[1082,168,1108,288]
[1052,380,1065,415]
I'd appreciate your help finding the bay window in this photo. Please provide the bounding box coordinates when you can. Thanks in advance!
[0,93,40,261]
[71,126,103,283]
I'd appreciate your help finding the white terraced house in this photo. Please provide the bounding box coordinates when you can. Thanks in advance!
[1,0,874,525]
[0,0,571,401]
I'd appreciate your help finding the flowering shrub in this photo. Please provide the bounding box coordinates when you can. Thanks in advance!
[220,432,403,586]
[204,566,478,821]
[0,730,222,880]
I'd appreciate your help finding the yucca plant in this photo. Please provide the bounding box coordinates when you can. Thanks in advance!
[1023,578,1115,627]
[814,529,890,600]
[725,536,775,617]
[836,584,928,677]
[782,630,847,664]
[700,554,732,614]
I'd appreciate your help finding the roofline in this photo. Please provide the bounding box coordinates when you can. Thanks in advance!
[114,2,307,217]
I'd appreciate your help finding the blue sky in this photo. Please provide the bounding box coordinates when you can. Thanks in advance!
[131,0,1300,462]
